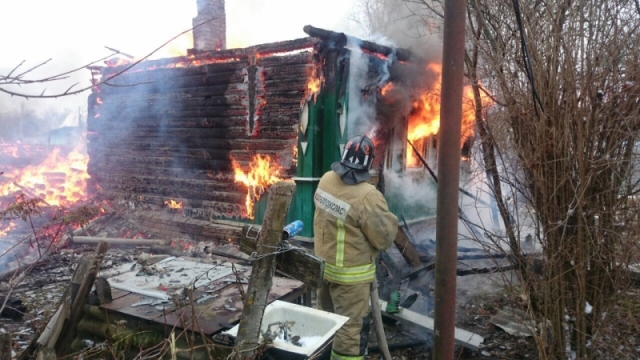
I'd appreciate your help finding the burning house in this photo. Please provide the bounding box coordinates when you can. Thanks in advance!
[85,21,481,240]
[0,2,496,357]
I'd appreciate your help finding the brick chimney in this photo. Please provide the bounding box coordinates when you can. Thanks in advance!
[192,0,226,51]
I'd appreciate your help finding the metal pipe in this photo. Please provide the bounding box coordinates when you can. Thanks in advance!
[432,0,467,358]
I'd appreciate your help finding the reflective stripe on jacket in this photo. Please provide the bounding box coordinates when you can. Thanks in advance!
[314,171,398,285]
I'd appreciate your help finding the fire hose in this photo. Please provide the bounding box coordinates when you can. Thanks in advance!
[371,277,392,360]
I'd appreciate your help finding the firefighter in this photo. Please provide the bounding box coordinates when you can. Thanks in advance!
[313,135,398,360]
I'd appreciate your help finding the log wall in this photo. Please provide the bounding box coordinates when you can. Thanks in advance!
[87,39,316,220]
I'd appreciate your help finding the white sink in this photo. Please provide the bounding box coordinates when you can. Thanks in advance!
[224,300,349,356]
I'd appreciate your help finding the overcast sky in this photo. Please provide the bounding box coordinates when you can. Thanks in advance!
[0,0,360,117]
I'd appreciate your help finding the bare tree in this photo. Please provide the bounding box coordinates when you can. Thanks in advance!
[349,0,405,37]
[353,0,640,358]
[445,0,640,357]
[0,21,211,99]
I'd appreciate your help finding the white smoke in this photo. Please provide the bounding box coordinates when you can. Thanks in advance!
[346,36,396,137]
[347,37,376,137]
[350,0,444,63]
[384,170,436,207]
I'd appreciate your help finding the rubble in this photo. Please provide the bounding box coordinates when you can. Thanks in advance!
[489,307,534,337]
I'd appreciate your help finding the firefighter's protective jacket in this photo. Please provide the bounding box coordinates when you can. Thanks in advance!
[314,171,398,285]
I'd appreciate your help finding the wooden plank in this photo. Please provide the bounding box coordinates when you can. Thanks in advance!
[89,137,294,152]
[54,241,110,356]
[377,299,484,352]
[89,180,246,204]
[35,348,56,360]
[0,333,10,360]
[92,126,297,140]
[240,225,324,288]
[234,182,296,359]
[72,237,168,247]
[394,226,422,267]
[94,148,286,163]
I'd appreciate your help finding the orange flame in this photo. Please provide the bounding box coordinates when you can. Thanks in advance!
[381,82,394,96]
[292,143,299,167]
[406,63,492,167]
[105,57,137,68]
[164,199,183,209]
[232,155,284,219]
[306,67,323,101]
[0,143,90,206]
[0,143,20,158]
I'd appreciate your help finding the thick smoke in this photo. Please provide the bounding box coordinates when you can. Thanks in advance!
[384,169,436,209]
[351,0,444,63]
[346,36,384,137]
[346,0,444,139]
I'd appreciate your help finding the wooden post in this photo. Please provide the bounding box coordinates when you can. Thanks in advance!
[53,241,109,356]
[35,348,56,360]
[393,226,422,267]
[233,181,296,359]
[240,231,325,288]
[0,333,11,360]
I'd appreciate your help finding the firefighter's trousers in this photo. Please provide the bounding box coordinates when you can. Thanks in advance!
[317,280,371,360]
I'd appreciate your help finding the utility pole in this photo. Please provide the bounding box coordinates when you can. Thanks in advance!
[432,0,467,358]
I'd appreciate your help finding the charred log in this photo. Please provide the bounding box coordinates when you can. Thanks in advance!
[303,25,414,61]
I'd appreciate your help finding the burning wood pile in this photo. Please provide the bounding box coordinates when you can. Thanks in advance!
[0,138,96,277]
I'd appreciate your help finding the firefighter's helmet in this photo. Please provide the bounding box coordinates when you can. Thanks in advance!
[331,135,375,185]
[340,135,375,170]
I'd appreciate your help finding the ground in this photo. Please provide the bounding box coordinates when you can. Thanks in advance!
[1,208,639,359]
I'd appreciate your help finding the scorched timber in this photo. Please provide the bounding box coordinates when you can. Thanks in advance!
[98,103,248,119]
[104,72,247,93]
[88,157,233,174]
[92,147,287,162]
[102,60,248,79]
[186,36,316,58]
[98,95,247,111]
[92,127,296,141]
[97,182,246,204]
[90,138,295,152]
[93,109,300,127]
[90,38,313,222]
[102,191,246,220]
[97,174,246,193]
[261,64,313,80]
[261,79,308,92]
[303,25,414,62]
[88,159,291,179]
[102,49,312,85]
[97,84,248,102]
[92,148,287,164]
[89,156,292,177]
[89,116,251,133]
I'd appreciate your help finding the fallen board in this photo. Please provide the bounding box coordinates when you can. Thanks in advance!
[377,300,484,352]
[107,257,239,299]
